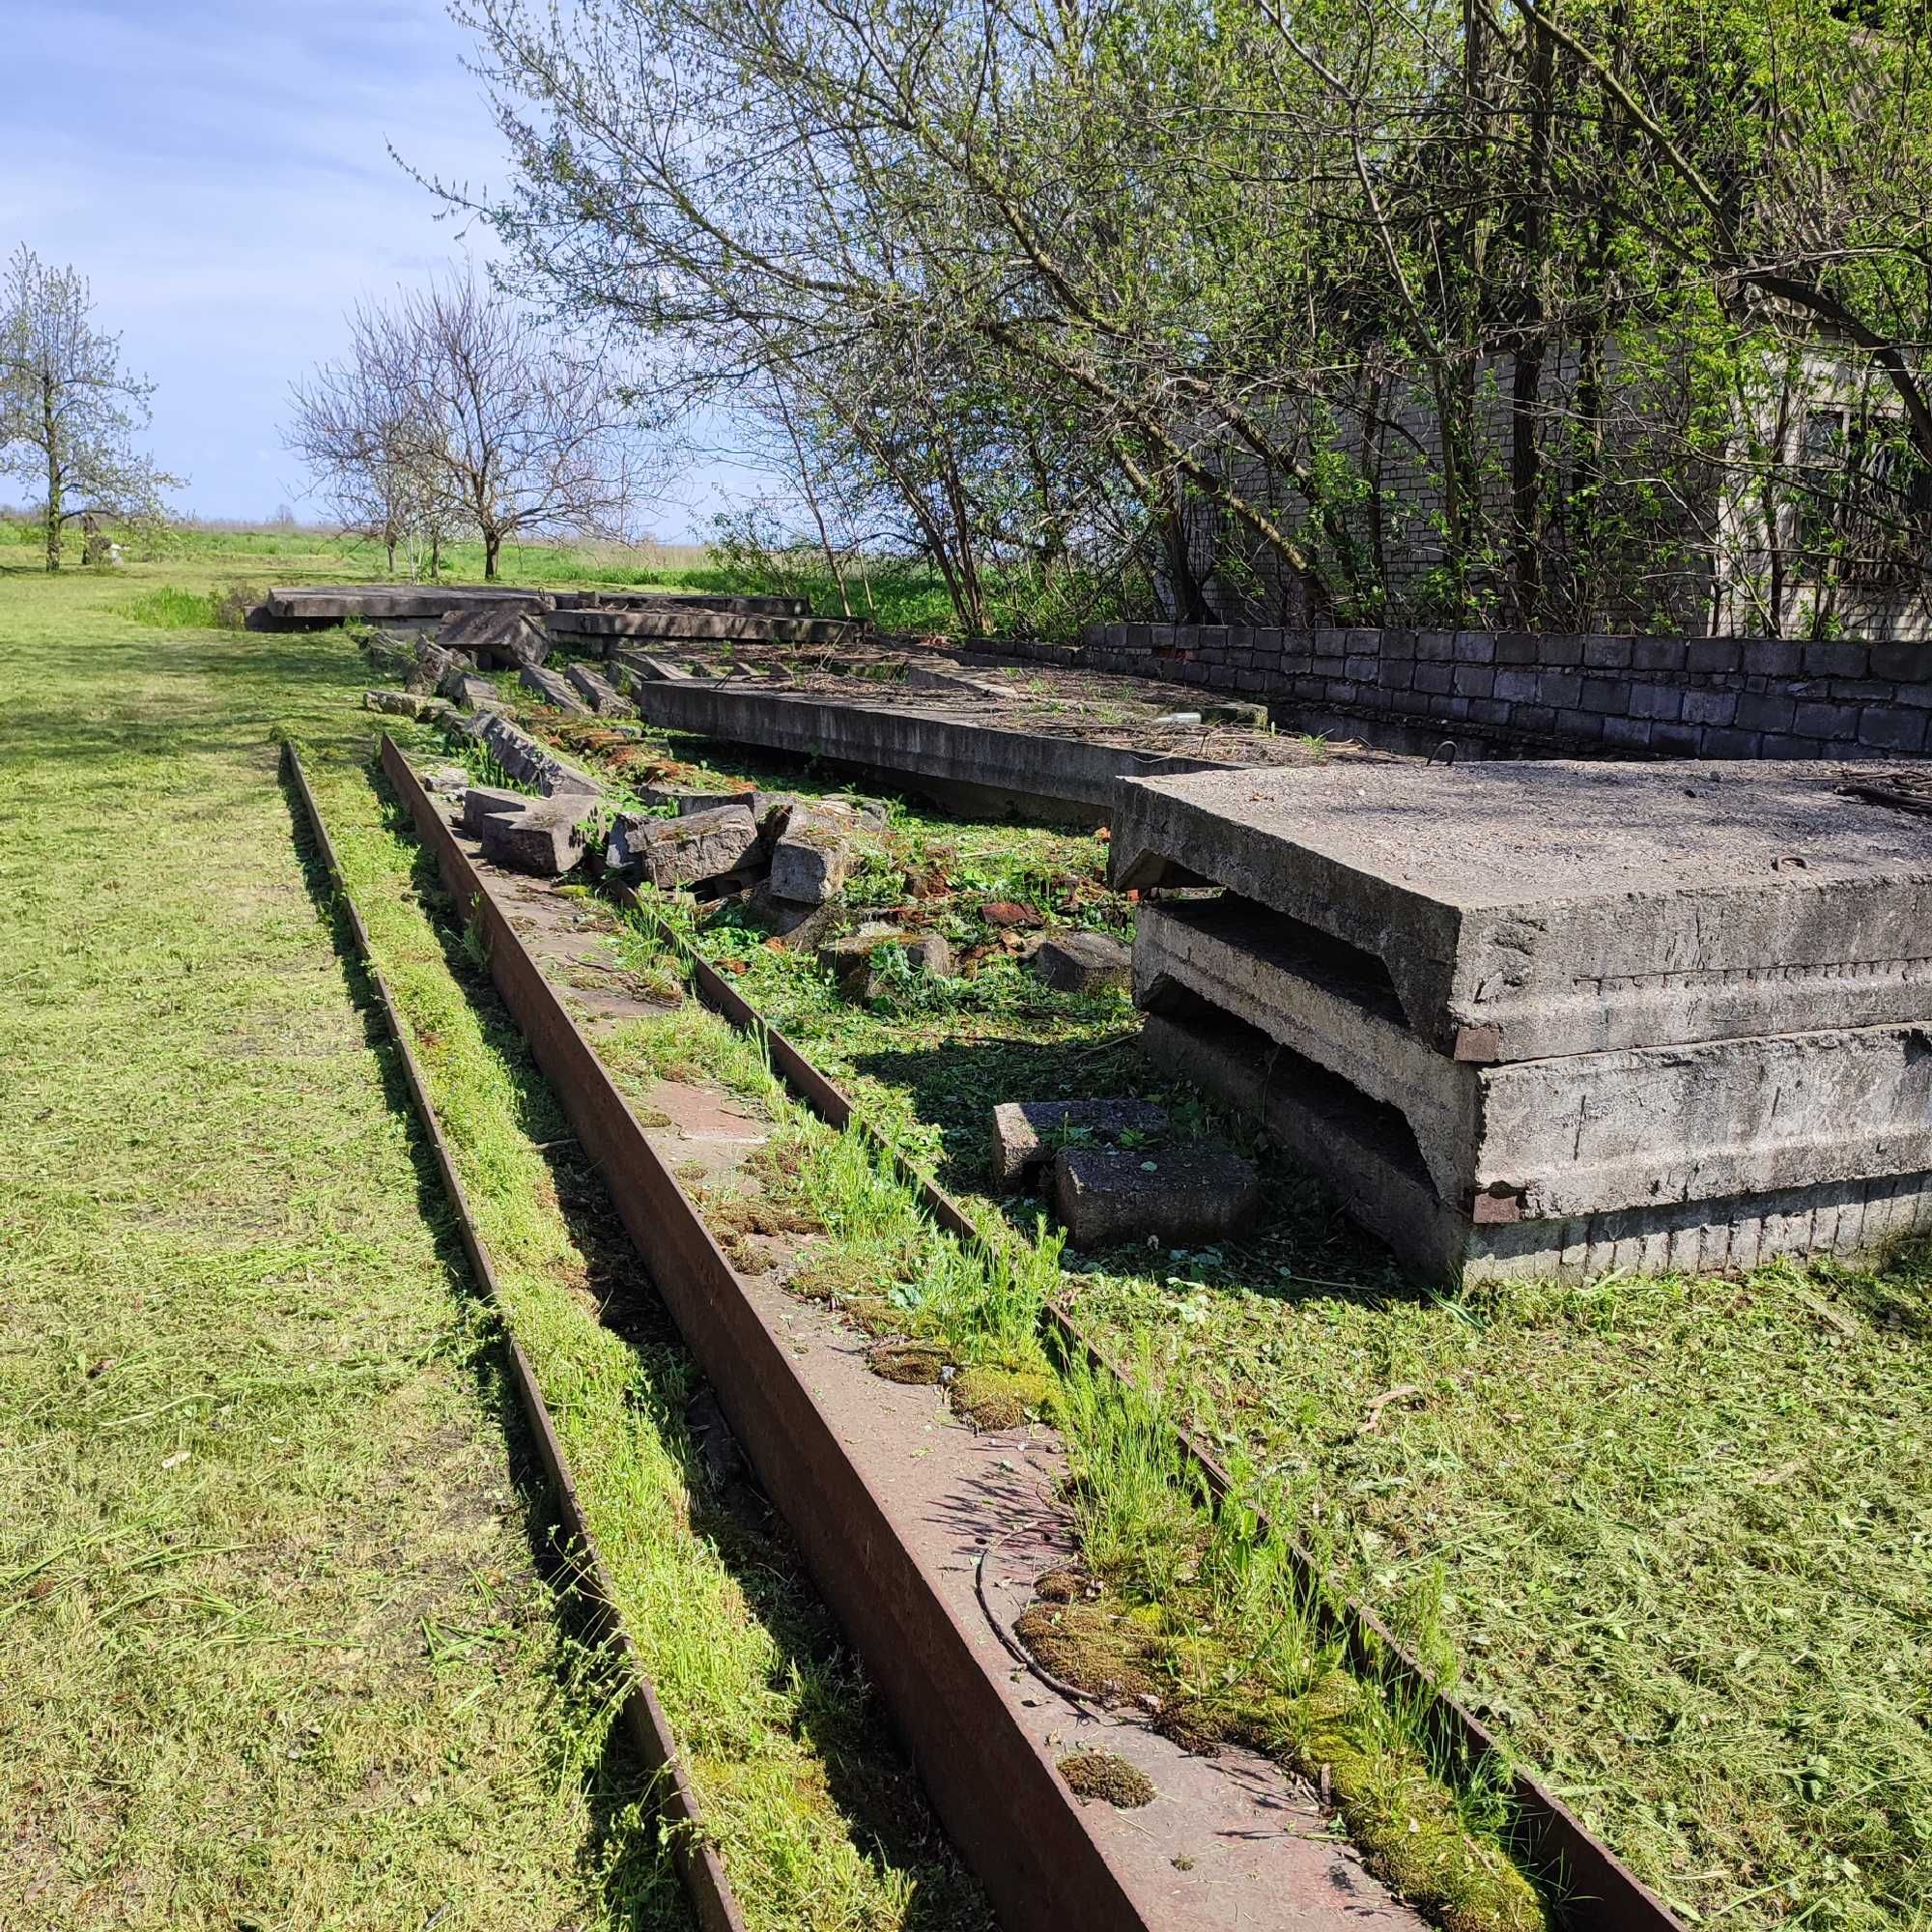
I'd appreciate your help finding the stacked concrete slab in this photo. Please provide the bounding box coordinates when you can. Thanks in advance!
[552,606,869,650]
[1113,759,1932,1280]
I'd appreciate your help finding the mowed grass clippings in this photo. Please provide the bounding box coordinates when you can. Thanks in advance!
[0,561,676,1930]
[297,740,993,1932]
[1065,1251,1932,1929]
[551,713,1932,1928]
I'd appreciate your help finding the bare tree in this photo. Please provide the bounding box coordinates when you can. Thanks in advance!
[286,298,448,574]
[0,245,182,571]
[288,266,654,578]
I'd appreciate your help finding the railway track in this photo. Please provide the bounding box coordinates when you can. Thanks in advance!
[281,741,747,1932]
[332,727,1686,1931]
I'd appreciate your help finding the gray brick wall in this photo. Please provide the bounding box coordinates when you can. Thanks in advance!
[1048,624,1932,759]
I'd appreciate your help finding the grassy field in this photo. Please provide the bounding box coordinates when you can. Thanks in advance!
[0,557,676,1928]
[0,552,980,1930]
[516,701,1932,1929]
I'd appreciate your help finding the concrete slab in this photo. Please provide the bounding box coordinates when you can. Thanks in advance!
[1137,895,1932,1220]
[1140,1002,1932,1281]
[1113,760,1932,1061]
[624,679,1267,823]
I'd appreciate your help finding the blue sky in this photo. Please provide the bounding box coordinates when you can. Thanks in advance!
[0,1,724,536]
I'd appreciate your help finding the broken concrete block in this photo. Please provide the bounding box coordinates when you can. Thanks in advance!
[409,641,469,695]
[478,797,586,877]
[364,689,452,721]
[1031,930,1131,995]
[769,808,861,904]
[366,635,417,682]
[861,932,956,1004]
[825,793,891,831]
[1051,1146,1259,1248]
[440,665,500,710]
[520,664,593,714]
[677,790,759,818]
[462,785,534,836]
[748,886,839,951]
[902,932,954,978]
[817,926,907,982]
[440,604,551,669]
[422,764,471,796]
[476,711,602,798]
[564,660,638,717]
[990,1098,1170,1192]
[604,805,760,889]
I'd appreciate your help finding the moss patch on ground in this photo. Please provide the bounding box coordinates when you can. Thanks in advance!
[1056,1751,1155,1808]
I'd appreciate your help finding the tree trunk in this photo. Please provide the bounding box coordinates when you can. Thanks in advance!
[484,529,500,580]
[43,379,62,573]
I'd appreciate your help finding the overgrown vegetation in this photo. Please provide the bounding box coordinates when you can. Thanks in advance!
[589,893,1552,1930]
[299,733,994,1932]
[545,708,1932,1927]
[463,0,1932,638]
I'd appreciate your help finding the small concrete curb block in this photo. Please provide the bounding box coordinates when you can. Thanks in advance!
[1052,1146,1261,1248]
[1031,930,1132,994]
[461,784,533,835]
[364,688,452,721]
[477,797,586,877]
[990,1098,1171,1192]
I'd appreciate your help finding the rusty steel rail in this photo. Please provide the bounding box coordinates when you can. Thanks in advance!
[602,884,1682,1931]
[380,733,1195,1932]
[280,741,745,1932]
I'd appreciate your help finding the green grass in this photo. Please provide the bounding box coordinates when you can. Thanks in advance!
[581,888,1553,1929]
[298,736,990,1932]
[536,707,1932,1928]
[0,559,677,1928]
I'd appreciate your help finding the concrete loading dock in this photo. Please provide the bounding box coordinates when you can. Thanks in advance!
[1114,759,1932,1279]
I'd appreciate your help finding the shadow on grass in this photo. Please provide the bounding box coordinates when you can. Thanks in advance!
[284,748,984,1932]
[847,1028,1426,1310]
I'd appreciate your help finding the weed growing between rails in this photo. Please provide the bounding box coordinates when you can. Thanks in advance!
[299,737,993,1932]
[602,894,1552,1932]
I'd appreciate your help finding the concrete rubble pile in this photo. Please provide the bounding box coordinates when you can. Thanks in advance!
[1112,758,1932,1280]
[600,789,892,918]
